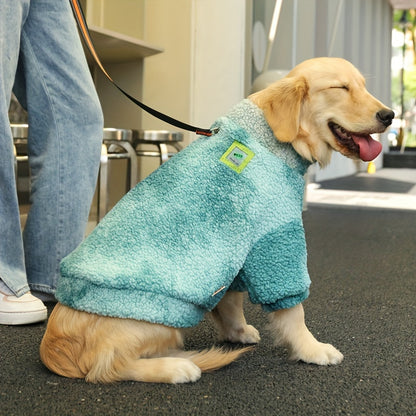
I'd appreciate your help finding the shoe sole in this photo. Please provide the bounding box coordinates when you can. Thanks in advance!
[0,308,47,325]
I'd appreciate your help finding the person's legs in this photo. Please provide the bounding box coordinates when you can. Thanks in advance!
[13,0,103,295]
[0,0,47,325]
[0,0,31,296]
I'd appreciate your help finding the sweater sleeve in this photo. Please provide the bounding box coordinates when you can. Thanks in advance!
[235,220,311,311]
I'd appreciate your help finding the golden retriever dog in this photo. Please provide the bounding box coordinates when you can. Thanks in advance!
[40,57,394,384]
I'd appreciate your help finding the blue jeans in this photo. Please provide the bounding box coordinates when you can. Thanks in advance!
[0,0,103,296]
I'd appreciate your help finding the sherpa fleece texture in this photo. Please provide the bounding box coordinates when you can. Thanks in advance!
[56,99,312,328]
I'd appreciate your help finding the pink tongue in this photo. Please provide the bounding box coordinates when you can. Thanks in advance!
[352,134,382,161]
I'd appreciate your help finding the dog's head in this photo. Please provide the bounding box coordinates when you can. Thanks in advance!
[250,57,394,166]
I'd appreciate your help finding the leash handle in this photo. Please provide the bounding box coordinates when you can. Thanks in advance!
[69,0,216,137]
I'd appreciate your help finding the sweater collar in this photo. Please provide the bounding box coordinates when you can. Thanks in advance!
[223,99,311,174]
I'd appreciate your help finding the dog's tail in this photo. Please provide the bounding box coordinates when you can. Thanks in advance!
[173,346,253,372]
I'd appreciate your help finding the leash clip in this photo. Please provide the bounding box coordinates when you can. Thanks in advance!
[196,127,220,137]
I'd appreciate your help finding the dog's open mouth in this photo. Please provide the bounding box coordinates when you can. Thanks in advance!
[328,122,382,162]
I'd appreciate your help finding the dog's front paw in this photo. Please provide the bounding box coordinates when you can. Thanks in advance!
[239,324,261,344]
[221,324,261,344]
[292,342,344,366]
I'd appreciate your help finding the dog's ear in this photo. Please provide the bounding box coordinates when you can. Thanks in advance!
[253,76,308,142]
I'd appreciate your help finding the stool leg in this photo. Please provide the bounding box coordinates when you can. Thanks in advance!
[13,144,18,180]
[159,143,169,164]
[97,144,109,223]
[127,144,138,189]
[117,142,138,189]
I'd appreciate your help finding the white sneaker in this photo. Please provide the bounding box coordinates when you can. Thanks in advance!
[0,291,47,325]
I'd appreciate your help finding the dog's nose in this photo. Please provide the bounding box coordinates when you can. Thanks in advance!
[376,109,395,127]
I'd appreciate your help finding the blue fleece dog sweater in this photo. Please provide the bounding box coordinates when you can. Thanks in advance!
[56,99,312,328]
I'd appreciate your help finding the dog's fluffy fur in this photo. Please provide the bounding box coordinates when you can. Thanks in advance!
[40,58,393,383]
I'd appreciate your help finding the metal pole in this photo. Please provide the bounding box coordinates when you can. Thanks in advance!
[262,0,283,73]
[328,0,344,56]
[399,10,407,151]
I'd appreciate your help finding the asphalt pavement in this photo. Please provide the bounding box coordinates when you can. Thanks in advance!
[1,169,415,416]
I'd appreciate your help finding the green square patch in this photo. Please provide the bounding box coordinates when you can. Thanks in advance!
[220,141,255,174]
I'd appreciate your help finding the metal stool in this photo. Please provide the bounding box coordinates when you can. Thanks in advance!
[11,123,29,170]
[134,130,183,164]
[98,128,139,222]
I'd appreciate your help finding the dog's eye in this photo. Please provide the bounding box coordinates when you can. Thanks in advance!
[331,85,349,91]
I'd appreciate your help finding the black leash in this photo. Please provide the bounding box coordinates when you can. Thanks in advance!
[69,0,217,137]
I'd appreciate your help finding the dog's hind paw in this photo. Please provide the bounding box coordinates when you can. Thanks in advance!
[292,342,344,366]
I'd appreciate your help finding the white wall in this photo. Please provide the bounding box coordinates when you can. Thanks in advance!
[142,0,193,140]
[140,0,248,178]
[189,1,248,131]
